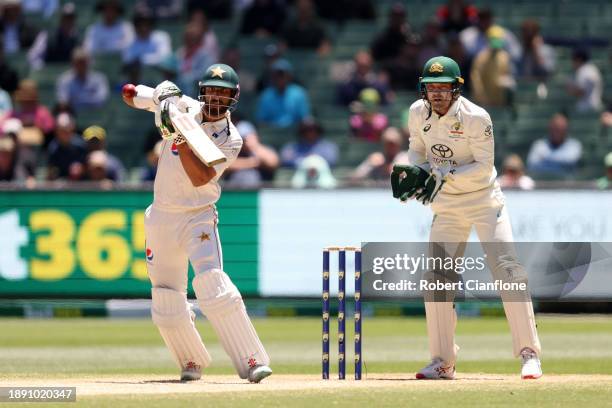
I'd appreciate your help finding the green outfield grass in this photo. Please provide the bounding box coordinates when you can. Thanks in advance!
[1,315,611,407]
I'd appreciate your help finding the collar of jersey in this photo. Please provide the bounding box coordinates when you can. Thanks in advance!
[203,116,228,128]
[202,116,230,139]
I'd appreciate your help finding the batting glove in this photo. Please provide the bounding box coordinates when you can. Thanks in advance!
[152,80,182,105]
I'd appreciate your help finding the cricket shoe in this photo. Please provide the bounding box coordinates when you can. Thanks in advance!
[416,357,455,380]
[520,348,542,379]
[248,365,273,383]
[180,361,202,381]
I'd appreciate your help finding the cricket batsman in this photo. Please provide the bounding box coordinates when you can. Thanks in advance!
[122,64,272,383]
[391,56,542,380]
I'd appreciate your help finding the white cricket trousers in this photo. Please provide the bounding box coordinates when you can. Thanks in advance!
[425,186,541,366]
[144,204,222,291]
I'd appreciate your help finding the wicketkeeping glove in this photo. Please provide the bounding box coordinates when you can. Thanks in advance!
[391,164,429,202]
[414,168,453,205]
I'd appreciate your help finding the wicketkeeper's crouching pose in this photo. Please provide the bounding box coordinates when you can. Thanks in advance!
[123,64,272,383]
[392,56,542,380]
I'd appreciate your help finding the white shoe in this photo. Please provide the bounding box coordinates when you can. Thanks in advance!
[248,365,272,383]
[416,357,455,380]
[180,361,202,381]
[520,348,542,379]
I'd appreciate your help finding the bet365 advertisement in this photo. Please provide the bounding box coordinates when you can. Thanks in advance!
[0,190,258,297]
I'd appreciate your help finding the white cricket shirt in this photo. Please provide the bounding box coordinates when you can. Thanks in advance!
[407,96,498,196]
[153,96,242,210]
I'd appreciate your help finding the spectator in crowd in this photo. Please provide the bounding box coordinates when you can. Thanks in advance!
[188,10,220,62]
[280,0,330,55]
[225,116,280,188]
[256,43,282,92]
[82,125,125,182]
[6,79,54,143]
[350,126,408,181]
[3,117,36,180]
[0,126,35,185]
[156,53,178,83]
[56,48,110,112]
[256,59,311,128]
[291,154,337,189]
[141,125,161,159]
[349,88,388,142]
[370,3,413,63]
[566,48,603,113]
[517,19,555,81]
[470,26,515,107]
[446,33,471,92]
[418,19,446,67]
[436,0,478,34]
[21,0,58,19]
[418,20,446,66]
[497,154,535,190]
[174,23,217,97]
[83,0,134,56]
[135,0,183,20]
[0,39,19,93]
[84,150,113,188]
[122,10,171,68]
[141,139,162,182]
[0,0,40,55]
[313,0,375,24]
[0,87,11,115]
[527,113,582,176]
[0,134,21,181]
[601,103,612,128]
[460,8,520,63]
[281,117,338,168]
[220,47,256,93]
[337,50,391,106]
[381,39,421,91]
[595,152,612,190]
[240,0,287,37]
[187,0,232,20]
[27,2,79,68]
[46,112,86,180]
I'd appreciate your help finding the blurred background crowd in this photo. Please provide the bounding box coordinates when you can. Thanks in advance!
[0,0,610,189]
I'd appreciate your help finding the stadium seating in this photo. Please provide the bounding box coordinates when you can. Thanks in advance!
[18,0,611,182]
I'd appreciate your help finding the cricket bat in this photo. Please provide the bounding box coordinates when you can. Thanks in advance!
[122,84,227,167]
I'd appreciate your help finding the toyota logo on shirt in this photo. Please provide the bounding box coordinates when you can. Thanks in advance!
[431,144,454,158]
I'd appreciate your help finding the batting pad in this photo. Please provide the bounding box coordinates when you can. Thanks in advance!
[193,269,270,379]
[425,302,460,366]
[151,287,212,370]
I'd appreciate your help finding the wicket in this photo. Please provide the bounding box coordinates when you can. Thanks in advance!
[322,246,362,380]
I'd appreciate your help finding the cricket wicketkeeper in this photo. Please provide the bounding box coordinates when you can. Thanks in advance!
[122,64,272,383]
[391,56,542,380]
